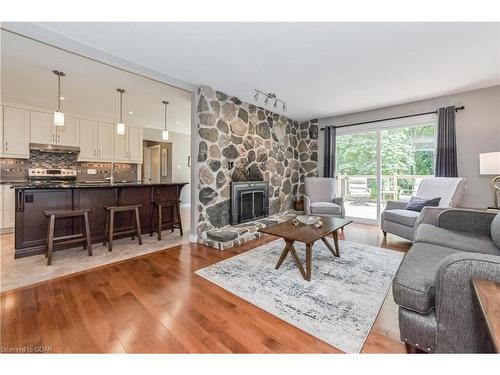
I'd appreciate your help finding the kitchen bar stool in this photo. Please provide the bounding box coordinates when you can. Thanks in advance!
[149,200,183,240]
[103,204,142,251]
[44,209,92,266]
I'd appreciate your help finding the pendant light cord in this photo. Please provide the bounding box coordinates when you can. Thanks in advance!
[57,74,61,112]
[119,91,123,123]
[163,100,169,131]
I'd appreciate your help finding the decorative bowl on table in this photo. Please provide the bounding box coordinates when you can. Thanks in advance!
[295,215,321,225]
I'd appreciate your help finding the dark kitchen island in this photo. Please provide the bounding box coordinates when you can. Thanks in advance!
[12,182,188,258]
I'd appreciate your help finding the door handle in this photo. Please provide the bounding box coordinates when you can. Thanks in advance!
[52,133,55,143]
[4,141,7,151]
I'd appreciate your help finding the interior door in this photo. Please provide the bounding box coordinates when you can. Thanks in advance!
[150,145,161,183]
[30,110,54,145]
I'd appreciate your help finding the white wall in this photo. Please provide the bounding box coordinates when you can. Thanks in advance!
[318,85,500,209]
[143,128,191,205]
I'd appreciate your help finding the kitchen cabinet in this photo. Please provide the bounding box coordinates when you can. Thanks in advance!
[0,185,16,233]
[78,121,114,162]
[98,122,114,160]
[57,116,79,147]
[1,106,29,158]
[78,119,98,160]
[30,110,79,147]
[113,125,143,163]
[0,106,3,154]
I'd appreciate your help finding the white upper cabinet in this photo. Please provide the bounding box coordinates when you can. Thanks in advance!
[56,116,79,147]
[0,106,3,154]
[30,110,79,147]
[78,118,98,160]
[128,126,143,163]
[98,122,114,161]
[113,125,142,163]
[30,110,54,144]
[2,106,29,158]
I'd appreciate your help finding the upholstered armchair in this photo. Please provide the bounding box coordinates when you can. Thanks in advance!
[381,177,467,241]
[304,177,345,218]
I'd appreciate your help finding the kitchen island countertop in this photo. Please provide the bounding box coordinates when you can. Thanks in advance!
[11,181,189,190]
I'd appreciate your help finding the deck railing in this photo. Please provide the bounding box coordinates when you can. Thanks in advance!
[336,173,433,202]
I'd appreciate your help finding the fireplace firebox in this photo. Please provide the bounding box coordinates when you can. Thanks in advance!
[231,181,269,225]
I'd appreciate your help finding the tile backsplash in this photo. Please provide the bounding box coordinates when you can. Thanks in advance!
[1,152,138,183]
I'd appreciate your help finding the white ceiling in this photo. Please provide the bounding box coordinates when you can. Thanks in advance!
[0,30,192,134]
[3,22,500,122]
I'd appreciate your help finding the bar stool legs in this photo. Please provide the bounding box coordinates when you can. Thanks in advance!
[150,200,183,240]
[44,209,92,266]
[103,205,142,252]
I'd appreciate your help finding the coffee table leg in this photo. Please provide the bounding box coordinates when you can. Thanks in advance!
[305,243,312,281]
[321,231,340,257]
[275,240,292,270]
[288,244,308,280]
[333,230,340,257]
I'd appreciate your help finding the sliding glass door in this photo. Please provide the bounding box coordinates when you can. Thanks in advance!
[335,117,436,223]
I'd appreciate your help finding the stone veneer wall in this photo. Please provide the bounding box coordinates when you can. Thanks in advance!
[195,85,318,240]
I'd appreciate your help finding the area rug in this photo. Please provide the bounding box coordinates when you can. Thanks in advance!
[195,239,404,353]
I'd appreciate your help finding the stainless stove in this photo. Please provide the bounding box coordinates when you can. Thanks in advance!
[28,168,77,183]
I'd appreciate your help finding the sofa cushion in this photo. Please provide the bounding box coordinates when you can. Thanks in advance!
[382,209,420,227]
[405,196,441,212]
[491,214,500,249]
[415,223,500,255]
[393,243,462,314]
[310,202,341,215]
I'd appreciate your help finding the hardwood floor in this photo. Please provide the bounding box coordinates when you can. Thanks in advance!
[0,223,411,353]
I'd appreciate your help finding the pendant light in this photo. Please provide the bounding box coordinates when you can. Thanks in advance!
[162,100,169,141]
[53,70,65,126]
[116,88,126,135]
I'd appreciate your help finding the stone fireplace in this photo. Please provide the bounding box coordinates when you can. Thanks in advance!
[195,85,319,248]
[230,181,269,225]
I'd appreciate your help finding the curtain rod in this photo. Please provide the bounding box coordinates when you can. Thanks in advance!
[320,106,465,131]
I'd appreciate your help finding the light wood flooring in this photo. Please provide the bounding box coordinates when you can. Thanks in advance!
[0,223,411,353]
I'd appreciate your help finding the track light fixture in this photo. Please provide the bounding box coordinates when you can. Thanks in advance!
[253,89,287,112]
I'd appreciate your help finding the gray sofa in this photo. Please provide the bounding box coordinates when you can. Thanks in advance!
[393,209,500,353]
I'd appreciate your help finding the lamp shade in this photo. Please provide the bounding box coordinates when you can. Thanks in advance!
[479,152,500,175]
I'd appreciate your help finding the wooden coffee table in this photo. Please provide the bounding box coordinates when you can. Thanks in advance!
[258,216,353,281]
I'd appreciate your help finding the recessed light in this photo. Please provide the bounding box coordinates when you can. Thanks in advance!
[128,111,133,115]
[176,121,180,125]
[60,96,65,100]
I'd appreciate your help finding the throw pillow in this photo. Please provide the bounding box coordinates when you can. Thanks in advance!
[405,196,441,212]
[491,214,500,249]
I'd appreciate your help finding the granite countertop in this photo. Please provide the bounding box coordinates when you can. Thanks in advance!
[11,181,189,190]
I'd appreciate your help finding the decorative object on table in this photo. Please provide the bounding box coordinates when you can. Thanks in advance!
[196,238,403,353]
[295,215,321,225]
[479,152,500,208]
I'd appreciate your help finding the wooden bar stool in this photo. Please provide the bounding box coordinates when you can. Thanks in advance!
[149,200,183,240]
[103,204,142,251]
[44,209,92,266]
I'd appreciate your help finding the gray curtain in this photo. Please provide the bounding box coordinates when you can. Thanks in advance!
[435,106,458,177]
[323,126,336,178]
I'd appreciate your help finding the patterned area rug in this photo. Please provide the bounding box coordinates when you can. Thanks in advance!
[196,239,404,353]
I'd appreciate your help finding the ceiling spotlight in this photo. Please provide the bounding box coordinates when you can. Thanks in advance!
[253,92,259,101]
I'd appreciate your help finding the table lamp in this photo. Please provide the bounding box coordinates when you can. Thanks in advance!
[479,152,500,208]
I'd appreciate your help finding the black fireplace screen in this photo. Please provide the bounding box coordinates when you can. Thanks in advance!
[231,181,269,225]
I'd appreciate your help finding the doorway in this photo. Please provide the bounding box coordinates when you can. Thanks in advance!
[142,141,171,183]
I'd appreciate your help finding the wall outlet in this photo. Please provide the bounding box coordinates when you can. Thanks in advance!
[87,169,97,175]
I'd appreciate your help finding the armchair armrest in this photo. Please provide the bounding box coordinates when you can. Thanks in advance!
[434,253,500,353]
[413,207,447,229]
[333,197,345,219]
[384,200,408,211]
[437,209,496,236]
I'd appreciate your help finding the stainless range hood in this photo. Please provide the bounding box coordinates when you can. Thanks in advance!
[29,143,80,154]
